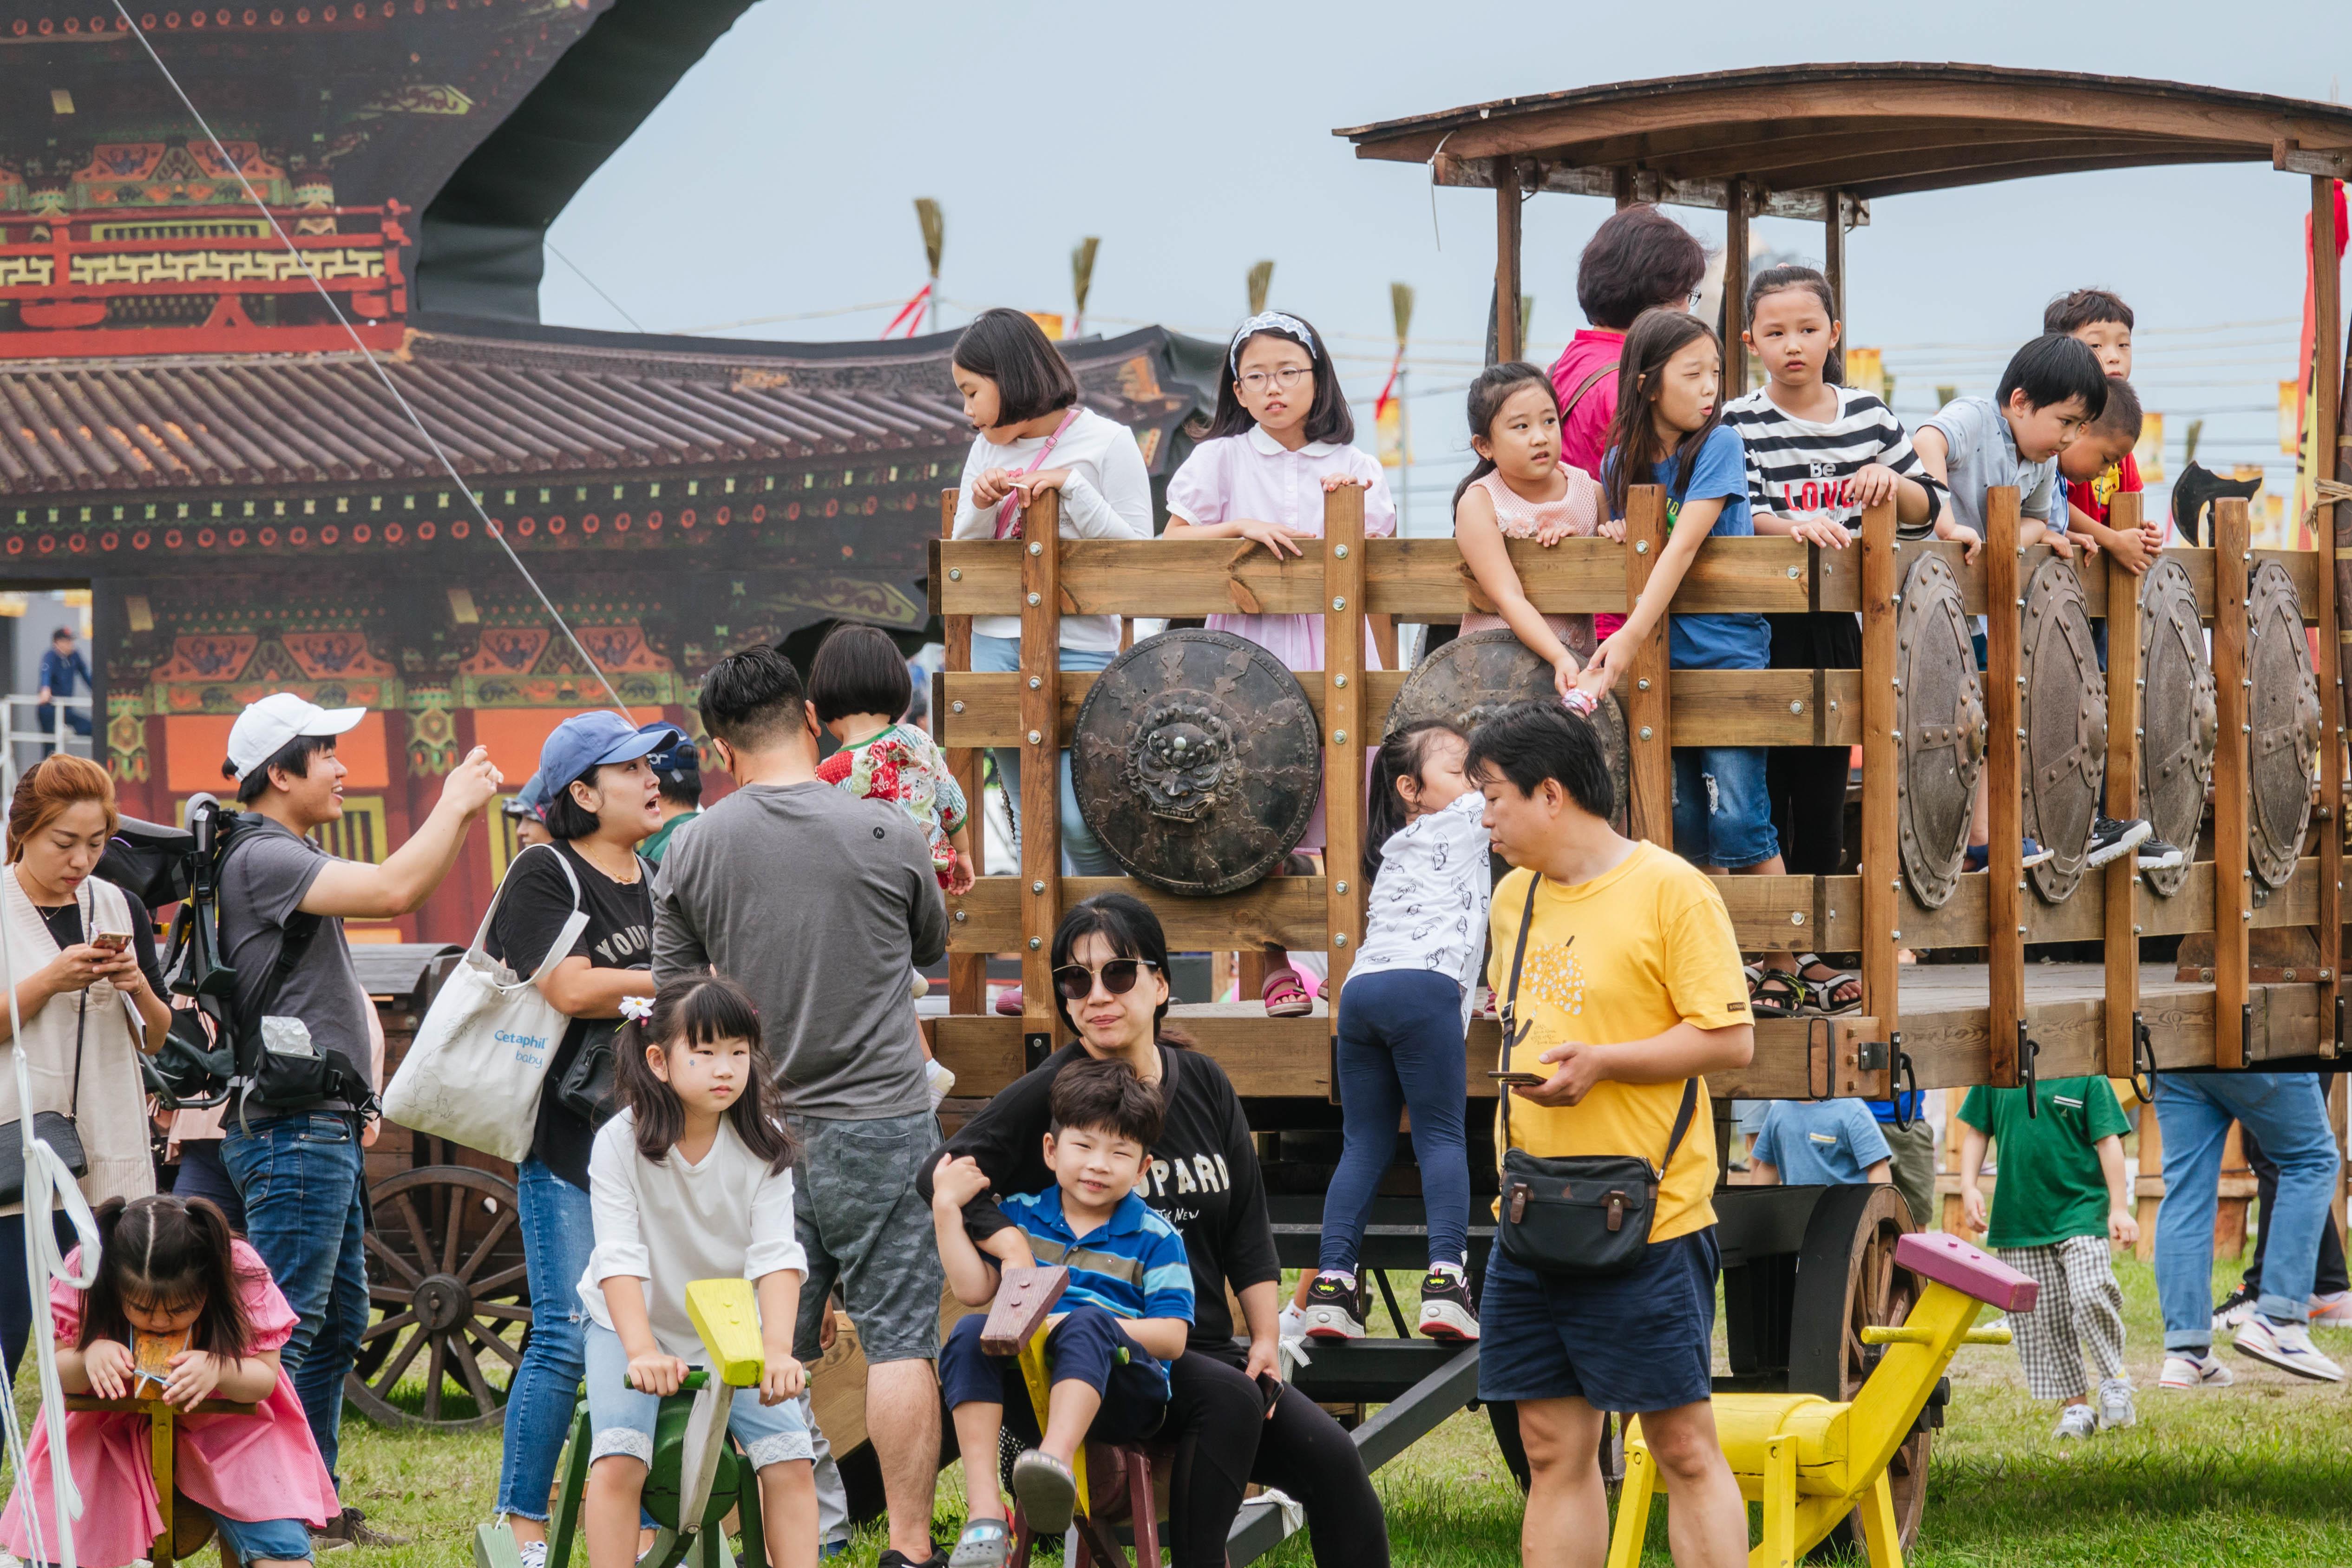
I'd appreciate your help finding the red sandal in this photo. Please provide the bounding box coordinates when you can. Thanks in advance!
[1262,967,1314,1018]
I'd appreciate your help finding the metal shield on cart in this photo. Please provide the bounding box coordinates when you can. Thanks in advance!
[2019,556,2108,903]
[1069,628,1322,896]
[2247,559,2319,890]
[1383,628,1631,835]
[2136,558,2214,898]
[1894,551,1984,909]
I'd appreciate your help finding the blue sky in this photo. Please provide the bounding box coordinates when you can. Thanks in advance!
[540,1,2345,533]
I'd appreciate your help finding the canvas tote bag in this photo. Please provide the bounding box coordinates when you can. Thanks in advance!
[385,844,586,1161]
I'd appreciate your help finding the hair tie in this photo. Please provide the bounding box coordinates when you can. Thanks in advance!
[618,994,655,1023]
[1229,311,1317,372]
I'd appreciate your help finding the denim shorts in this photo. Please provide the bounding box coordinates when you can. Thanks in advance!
[1671,746,1779,868]
[583,1319,814,1471]
[1477,1227,1720,1413]
[206,1510,316,1561]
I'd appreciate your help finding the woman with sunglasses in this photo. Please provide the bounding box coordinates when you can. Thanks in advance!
[919,893,1387,1568]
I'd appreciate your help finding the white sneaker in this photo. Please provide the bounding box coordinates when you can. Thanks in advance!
[2053,1402,2099,1440]
[2096,1376,2136,1430]
[519,1543,549,1568]
[2310,1291,2352,1326]
[2159,1352,2234,1389]
[2234,1315,2346,1381]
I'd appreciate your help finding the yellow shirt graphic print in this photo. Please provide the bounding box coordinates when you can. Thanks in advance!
[1487,842,1752,1241]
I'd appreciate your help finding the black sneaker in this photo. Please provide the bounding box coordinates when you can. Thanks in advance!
[876,1547,949,1568]
[2213,1281,2258,1332]
[1301,1271,1369,1340]
[1417,1265,1480,1342]
[313,1507,409,1547]
[2085,815,2153,870]
[2137,834,2186,870]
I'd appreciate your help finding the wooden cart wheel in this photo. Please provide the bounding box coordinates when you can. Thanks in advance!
[343,1165,530,1431]
[1787,1182,1929,1555]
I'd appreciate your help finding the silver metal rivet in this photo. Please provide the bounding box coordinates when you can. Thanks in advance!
[1028,676,1042,689]
[1790,912,1806,926]
[2018,925,2028,935]
[1892,930,1902,940]
[1333,933,1349,948]
[1334,543,1350,559]
[951,700,966,714]
[1029,938,1042,950]
[1026,729,1042,744]
[1335,880,1349,894]
[1334,674,1349,688]
[1636,677,1651,691]
[1332,596,1347,611]
[954,910,968,923]
[1029,541,1044,556]
[1334,729,1348,744]
[1027,592,1042,606]
[1638,726,1654,740]
[948,567,963,581]
[1891,730,1903,741]
[1786,565,1801,579]
[1635,539,1651,555]
[2132,925,2142,935]
[1031,880,1045,893]
[1789,701,1804,715]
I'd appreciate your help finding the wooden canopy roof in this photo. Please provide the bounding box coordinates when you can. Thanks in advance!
[1336,64,2352,217]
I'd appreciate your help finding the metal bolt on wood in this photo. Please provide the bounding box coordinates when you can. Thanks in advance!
[1031,880,1045,893]
[1635,539,1650,554]
[951,701,965,714]
[1028,592,1042,606]
[1029,676,1042,689]
[1026,729,1042,744]
[948,568,962,580]
[1029,542,1044,555]
[1332,597,1347,610]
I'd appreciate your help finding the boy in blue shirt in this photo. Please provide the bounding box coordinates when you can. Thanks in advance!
[933,1058,1193,1561]
[1749,1099,1893,1188]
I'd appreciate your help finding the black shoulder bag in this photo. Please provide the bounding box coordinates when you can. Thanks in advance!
[1493,875,1697,1277]
[218,829,367,1122]
[551,852,654,1128]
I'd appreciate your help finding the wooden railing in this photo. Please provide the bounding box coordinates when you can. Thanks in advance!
[926,485,2341,1106]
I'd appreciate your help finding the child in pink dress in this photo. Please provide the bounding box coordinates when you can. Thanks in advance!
[2,1194,338,1567]
[1164,311,1397,1016]
[1453,361,1606,692]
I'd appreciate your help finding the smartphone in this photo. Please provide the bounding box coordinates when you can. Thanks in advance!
[1488,1070,1547,1087]
[1255,1371,1283,1415]
[91,930,130,953]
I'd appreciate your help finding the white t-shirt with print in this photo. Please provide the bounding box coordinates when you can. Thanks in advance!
[1346,792,1493,1028]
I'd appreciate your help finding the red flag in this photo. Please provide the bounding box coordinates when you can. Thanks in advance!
[880,283,931,340]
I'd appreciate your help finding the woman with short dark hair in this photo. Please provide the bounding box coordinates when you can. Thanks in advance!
[488,710,677,1561]
[921,894,1389,1567]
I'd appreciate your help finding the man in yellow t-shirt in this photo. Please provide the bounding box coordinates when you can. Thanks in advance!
[1467,702,1754,1568]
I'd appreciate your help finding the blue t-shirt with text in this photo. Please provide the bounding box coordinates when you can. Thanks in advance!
[1609,424,1770,670]
[1753,1098,1893,1186]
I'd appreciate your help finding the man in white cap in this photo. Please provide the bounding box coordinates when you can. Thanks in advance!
[215,691,502,1546]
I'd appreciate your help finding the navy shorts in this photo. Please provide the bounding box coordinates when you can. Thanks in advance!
[1477,1227,1719,1413]
[939,1303,1170,1446]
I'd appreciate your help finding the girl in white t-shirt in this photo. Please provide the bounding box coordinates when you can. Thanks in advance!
[1295,718,1488,1345]
[949,308,1152,902]
[578,976,814,1568]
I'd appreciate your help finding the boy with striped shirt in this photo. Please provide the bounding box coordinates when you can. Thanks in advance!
[933,1057,1193,1559]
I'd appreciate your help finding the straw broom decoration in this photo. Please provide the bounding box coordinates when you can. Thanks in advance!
[1247,259,1274,316]
[916,197,944,334]
[1071,236,1100,337]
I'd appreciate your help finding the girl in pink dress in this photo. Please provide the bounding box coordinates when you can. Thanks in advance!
[1453,361,1606,697]
[1163,311,1397,1016]
[1,1194,338,1568]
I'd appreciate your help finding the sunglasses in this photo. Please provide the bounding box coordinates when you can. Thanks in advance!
[1052,958,1161,1002]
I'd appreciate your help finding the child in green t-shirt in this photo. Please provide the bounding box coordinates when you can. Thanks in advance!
[1956,1075,2139,1439]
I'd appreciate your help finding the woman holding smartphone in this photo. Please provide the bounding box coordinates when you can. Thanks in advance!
[0,755,172,1378]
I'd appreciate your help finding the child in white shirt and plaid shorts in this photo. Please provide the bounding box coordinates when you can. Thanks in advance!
[1955,1075,2140,1439]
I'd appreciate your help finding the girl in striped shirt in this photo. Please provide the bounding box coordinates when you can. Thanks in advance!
[1722,264,1939,1016]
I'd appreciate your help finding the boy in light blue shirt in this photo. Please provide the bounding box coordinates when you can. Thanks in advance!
[1750,1099,1893,1188]
[1915,333,2108,561]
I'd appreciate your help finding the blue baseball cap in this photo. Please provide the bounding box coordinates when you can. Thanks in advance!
[538,711,683,794]
[638,721,701,783]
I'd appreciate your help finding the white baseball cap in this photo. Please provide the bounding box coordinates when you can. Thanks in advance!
[227,691,366,783]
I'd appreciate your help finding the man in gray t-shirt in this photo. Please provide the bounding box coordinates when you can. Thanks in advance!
[651,644,948,1568]
[212,691,500,1532]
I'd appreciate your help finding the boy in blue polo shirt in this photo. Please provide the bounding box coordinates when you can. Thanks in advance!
[933,1057,1193,1563]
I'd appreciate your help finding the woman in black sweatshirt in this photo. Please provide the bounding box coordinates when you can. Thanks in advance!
[921,893,1387,1568]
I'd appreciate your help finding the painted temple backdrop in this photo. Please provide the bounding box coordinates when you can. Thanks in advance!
[0,0,1210,941]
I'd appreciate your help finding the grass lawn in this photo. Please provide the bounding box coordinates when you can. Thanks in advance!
[15,1253,2352,1566]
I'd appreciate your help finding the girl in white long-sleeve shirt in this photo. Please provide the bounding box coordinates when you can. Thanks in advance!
[949,308,1152,905]
[578,975,815,1568]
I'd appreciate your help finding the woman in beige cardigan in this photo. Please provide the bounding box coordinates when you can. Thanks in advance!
[0,754,173,1376]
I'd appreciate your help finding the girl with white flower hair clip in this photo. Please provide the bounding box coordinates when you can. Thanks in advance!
[1162,310,1399,1017]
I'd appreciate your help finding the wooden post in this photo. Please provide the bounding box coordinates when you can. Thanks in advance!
[2214,496,2252,1069]
[1822,189,1848,332]
[1858,500,1900,1034]
[1985,487,2024,1089]
[1722,176,1749,398]
[1019,492,1063,1065]
[2315,175,2344,1052]
[1494,157,1523,365]
[1613,166,1637,210]
[941,489,986,1017]
[1623,485,1672,844]
[1324,488,1368,1032]
[2134,1097,2163,1261]
[2103,494,2143,1077]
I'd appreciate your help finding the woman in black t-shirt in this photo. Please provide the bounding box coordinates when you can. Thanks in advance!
[483,712,673,1554]
[923,893,1388,1568]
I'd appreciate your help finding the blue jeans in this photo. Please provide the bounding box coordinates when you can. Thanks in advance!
[1321,968,1471,1272]
[2154,1071,2341,1350]
[1671,745,1779,869]
[498,1158,596,1520]
[970,632,1119,877]
[206,1509,316,1562]
[171,1138,247,1233]
[224,1112,367,1484]
[582,1320,813,1470]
